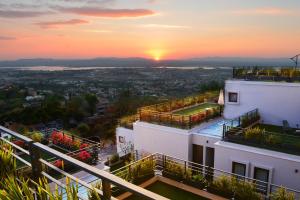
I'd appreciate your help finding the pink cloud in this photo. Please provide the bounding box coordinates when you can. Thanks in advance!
[59,7,155,18]
[35,19,89,29]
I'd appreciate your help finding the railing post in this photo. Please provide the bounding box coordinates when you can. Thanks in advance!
[222,124,225,140]
[102,180,112,200]
[28,142,42,183]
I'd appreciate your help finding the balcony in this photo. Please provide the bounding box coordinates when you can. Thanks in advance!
[223,121,300,156]
[232,67,300,82]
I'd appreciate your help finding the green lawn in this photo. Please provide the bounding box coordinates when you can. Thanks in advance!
[254,124,284,133]
[173,103,219,116]
[126,181,209,200]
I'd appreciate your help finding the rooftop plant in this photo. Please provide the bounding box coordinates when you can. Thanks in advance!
[271,187,295,200]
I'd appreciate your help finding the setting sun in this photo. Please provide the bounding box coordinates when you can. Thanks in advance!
[148,49,165,61]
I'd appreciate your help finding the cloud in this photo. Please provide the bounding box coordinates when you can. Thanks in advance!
[232,7,293,16]
[84,29,112,33]
[142,24,190,29]
[35,19,89,29]
[0,10,48,18]
[58,7,156,18]
[0,36,16,40]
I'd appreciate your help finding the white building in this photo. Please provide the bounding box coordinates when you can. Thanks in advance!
[116,73,300,193]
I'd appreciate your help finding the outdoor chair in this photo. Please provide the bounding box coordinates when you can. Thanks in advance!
[282,120,294,134]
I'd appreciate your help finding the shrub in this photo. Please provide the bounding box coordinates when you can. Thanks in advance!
[265,134,281,146]
[110,153,120,164]
[164,160,185,180]
[0,144,16,180]
[77,150,92,163]
[88,182,102,200]
[245,127,264,141]
[271,187,295,200]
[234,180,263,200]
[191,173,207,188]
[80,143,89,149]
[54,160,64,169]
[30,132,43,142]
[209,175,234,198]
[12,140,25,148]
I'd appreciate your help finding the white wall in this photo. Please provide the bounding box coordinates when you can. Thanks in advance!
[224,80,300,128]
[116,127,134,156]
[133,121,191,160]
[214,141,300,191]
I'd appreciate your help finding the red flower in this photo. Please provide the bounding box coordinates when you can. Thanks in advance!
[77,150,91,162]
[80,143,89,149]
[54,160,63,168]
[13,140,25,147]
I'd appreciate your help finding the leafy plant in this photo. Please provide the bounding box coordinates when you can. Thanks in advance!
[0,144,16,180]
[234,180,262,200]
[88,182,102,200]
[245,127,264,141]
[265,134,281,146]
[30,132,43,142]
[109,153,120,164]
[271,187,295,200]
[209,175,234,198]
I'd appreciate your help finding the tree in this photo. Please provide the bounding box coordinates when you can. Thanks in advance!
[84,93,99,116]
[77,123,90,137]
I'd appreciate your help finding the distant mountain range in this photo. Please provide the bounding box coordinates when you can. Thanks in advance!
[0,57,294,68]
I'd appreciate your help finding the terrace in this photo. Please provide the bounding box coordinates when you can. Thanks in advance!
[223,110,300,156]
[110,153,300,200]
[232,67,300,82]
[129,91,222,130]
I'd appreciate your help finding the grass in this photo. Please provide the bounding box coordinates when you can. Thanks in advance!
[173,103,219,116]
[126,181,209,200]
[254,124,284,133]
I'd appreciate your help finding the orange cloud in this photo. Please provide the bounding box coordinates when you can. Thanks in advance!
[59,7,156,18]
[232,7,293,16]
[35,19,89,29]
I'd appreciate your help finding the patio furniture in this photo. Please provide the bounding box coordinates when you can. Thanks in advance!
[282,120,294,134]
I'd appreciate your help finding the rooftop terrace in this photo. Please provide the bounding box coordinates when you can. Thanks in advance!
[232,67,300,82]
[119,91,221,130]
[138,91,221,129]
[223,112,300,156]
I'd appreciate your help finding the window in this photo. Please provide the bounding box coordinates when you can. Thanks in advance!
[119,136,125,143]
[232,162,246,177]
[254,167,269,194]
[228,92,238,103]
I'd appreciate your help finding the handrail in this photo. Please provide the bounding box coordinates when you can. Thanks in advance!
[111,152,300,198]
[0,125,33,143]
[33,143,168,200]
[0,125,169,200]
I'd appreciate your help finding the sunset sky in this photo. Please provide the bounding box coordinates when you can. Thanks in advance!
[0,0,300,60]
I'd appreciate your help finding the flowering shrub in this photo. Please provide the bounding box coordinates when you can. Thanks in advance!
[50,131,82,151]
[51,131,63,144]
[77,150,92,163]
[54,160,64,169]
[80,143,89,149]
[13,140,25,148]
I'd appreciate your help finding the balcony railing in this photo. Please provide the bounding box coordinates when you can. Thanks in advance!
[233,67,300,82]
[223,125,300,156]
[138,91,221,129]
[0,125,168,200]
[111,153,300,199]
